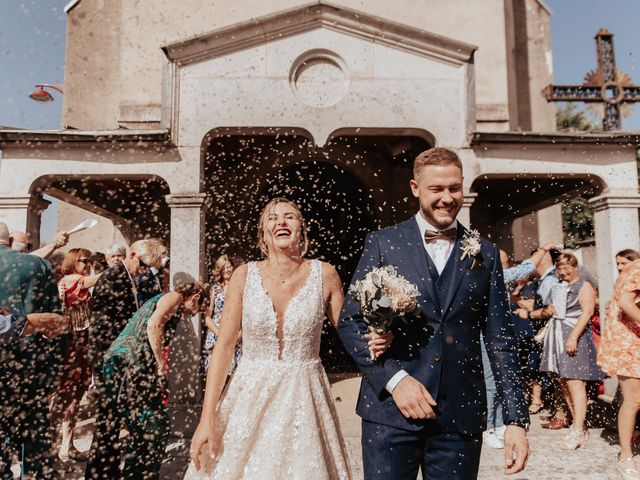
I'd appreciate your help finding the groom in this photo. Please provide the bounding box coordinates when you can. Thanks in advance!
[338,147,529,479]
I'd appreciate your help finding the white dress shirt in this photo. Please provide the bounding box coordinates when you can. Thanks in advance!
[384,213,458,394]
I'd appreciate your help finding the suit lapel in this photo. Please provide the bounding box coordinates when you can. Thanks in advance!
[402,219,440,309]
[440,223,471,317]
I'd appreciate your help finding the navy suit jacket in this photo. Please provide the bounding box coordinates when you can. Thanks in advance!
[337,218,529,434]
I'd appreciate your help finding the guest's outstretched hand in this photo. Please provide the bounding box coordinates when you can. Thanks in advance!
[503,425,529,474]
[392,375,437,420]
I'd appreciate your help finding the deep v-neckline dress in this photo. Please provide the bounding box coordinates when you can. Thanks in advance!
[184,260,352,480]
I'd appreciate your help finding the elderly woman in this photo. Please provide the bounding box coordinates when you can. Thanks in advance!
[540,252,604,450]
[598,259,640,480]
[104,243,127,268]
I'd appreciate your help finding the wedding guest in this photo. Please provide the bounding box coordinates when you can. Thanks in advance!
[102,281,208,479]
[91,252,109,274]
[135,239,169,305]
[0,223,66,479]
[105,243,127,268]
[10,230,69,259]
[540,252,604,450]
[616,249,640,274]
[50,248,103,463]
[203,254,242,375]
[482,244,555,449]
[86,238,164,480]
[598,259,640,479]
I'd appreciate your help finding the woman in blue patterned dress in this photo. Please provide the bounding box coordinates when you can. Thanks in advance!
[100,281,209,479]
[203,255,242,374]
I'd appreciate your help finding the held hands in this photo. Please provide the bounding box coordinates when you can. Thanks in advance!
[503,425,529,474]
[392,375,437,420]
[190,420,219,471]
[365,330,394,360]
[514,308,529,320]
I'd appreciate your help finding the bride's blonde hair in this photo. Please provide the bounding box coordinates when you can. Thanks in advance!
[257,197,309,258]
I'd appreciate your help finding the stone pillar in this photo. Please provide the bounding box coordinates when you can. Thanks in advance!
[459,191,477,228]
[0,194,51,246]
[589,191,640,323]
[165,192,207,434]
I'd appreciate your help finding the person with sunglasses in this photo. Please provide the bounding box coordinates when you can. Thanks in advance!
[49,248,103,467]
[85,238,164,480]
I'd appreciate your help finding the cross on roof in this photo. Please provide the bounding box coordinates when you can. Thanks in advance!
[542,28,640,131]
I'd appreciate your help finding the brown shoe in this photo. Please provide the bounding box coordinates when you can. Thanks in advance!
[542,418,570,429]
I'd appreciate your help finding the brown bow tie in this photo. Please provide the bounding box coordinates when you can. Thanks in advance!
[424,227,457,243]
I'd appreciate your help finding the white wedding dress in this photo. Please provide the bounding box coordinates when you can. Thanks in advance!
[184,260,352,480]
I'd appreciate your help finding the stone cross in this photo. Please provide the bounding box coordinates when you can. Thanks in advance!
[542,28,640,130]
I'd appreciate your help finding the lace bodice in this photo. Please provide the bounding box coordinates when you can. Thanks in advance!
[241,260,324,363]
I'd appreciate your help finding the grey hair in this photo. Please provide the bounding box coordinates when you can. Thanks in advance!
[105,243,127,258]
[130,239,163,269]
[0,223,9,247]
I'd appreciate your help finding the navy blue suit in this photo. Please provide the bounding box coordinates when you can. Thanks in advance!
[337,218,528,479]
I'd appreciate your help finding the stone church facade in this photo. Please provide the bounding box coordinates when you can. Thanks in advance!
[1,0,639,414]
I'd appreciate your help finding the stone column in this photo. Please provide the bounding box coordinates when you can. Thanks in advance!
[589,191,640,322]
[165,192,207,434]
[459,191,477,228]
[0,194,51,246]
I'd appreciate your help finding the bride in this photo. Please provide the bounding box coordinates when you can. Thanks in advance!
[185,197,391,479]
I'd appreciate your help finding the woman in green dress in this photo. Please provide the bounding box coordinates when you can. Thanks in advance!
[102,280,209,479]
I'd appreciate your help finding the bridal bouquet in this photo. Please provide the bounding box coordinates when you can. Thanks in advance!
[349,265,421,334]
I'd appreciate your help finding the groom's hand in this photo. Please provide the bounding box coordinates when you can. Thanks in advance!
[503,425,529,475]
[392,375,437,420]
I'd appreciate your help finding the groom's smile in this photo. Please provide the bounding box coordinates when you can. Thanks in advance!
[410,163,463,229]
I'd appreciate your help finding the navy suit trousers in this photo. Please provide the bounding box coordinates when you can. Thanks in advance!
[361,419,482,480]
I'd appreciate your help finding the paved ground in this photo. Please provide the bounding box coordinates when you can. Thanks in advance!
[11,387,628,479]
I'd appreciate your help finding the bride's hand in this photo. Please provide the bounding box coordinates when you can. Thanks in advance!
[190,419,217,471]
[365,330,395,360]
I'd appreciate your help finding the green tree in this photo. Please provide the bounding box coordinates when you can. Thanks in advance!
[556,103,598,248]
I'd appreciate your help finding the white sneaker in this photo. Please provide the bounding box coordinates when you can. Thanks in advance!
[483,430,504,449]
[494,425,507,441]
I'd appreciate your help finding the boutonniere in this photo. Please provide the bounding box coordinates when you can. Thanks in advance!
[460,229,483,269]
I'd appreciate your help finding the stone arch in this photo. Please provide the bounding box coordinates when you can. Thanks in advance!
[469,172,607,251]
[28,173,172,246]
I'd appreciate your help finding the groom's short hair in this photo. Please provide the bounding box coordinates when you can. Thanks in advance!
[413,147,462,179]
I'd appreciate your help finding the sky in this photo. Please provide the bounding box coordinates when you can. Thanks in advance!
[0,0,639,130]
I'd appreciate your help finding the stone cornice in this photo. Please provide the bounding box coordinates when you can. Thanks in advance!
[0,129,171,145]
[162,2,477,67]
[471,131,640,146]
[165,193,207,208]
[589,192,640,212]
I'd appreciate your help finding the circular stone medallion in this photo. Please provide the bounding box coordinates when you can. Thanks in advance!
[290,50,350,108]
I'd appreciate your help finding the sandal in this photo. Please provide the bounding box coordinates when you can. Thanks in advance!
[528,402,544,414]
[617,456,640,480]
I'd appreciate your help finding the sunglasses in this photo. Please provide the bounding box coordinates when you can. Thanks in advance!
[77,258,91,264]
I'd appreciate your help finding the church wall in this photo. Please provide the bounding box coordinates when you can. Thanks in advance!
[64,0,518,133]
[62,0,123,130]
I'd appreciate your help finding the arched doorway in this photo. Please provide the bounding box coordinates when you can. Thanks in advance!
[202,129,430,370]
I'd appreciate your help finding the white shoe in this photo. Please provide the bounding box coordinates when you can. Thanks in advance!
[483,430,504,449]
[494,425,507,441]
[560,426,588,450]
[618,456,640,480]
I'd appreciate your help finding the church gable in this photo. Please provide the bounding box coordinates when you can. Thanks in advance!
[164,3,477,147]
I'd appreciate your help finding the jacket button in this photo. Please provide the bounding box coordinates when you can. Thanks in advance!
[434,354,441,362]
